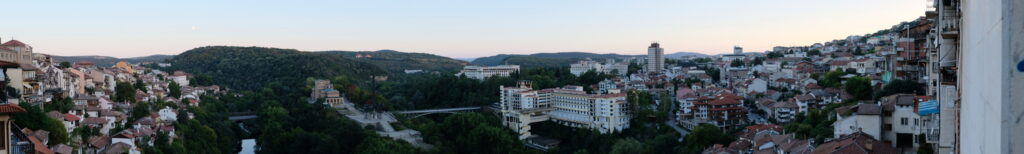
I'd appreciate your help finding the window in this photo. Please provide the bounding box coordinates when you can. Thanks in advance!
[0,121,5,150]
[901,118,908,125]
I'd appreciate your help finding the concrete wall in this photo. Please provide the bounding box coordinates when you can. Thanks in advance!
[834,114,881,139]
[960,0,1024,153]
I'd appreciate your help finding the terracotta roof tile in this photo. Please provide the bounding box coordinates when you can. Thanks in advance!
[1,40,27,46]
[63,113,81,121]
[0,104,26,113]
[88,136,110,148]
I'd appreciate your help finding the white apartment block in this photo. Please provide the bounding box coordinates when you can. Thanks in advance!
[957,0,1024,153]
[646,43,664,73]
[570,60,604,76]
[500,82,629,139]
[571,60,629,76]
[456,65,520,80]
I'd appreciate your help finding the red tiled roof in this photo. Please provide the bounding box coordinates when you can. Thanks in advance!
[709,98,741,106]
[0,104,26,113]
[82,117,109,125]
[830,60,850,66]
[1,40,27,47]
[88,136,110,148]
[746,124,783,133]
[64,113,81,121]
[805,83,822,89]
[28,136,55,154]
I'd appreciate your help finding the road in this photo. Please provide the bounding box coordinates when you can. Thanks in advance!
[663,99,690,142]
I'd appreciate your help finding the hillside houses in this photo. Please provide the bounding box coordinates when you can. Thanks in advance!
[0,40,224,154]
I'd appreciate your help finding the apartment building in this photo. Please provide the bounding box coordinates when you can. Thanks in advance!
[682,93,746,131]
[570,60,604,76]
[456,65,520,80]
[646,43,664,73]
[499,81,630,139]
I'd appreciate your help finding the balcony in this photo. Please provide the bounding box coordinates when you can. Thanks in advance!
[925,127,940,143]
[940,7,961,39]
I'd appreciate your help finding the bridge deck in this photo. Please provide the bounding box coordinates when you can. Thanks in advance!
[396,107,482,114]
[229,115,258,121]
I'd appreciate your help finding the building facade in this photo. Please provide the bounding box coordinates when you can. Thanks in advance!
[646,43,664,73]
[499,81,629,139]
[956,0,1024,153]
[456,65,520,80]
[0,39,34,66]
[569,60,604,76]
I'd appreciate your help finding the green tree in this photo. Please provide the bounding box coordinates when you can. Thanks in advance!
[917,135,934,154]
[169,80,182,98]
[876,80,925,98]
[355,137,417,154]
[730,60,745,67]
[59,61,72,68]
[12,103,70,146]
[845,76,873,100]
[628,62,642,75]
[71,126,100,146]
[767,52,784,58]
[705,68,721,82]
[135,79,148,92]
[680,124,734,154]
[819,70,846,88]
[610,138,646,154]
[44,97,74,113]
[129,101,152,122]
[648,133,681,154]
[420,112,526,153]
[750,57,765,66]
[807,49,821,56]
[784,109,834,143]
[113,81,137,103]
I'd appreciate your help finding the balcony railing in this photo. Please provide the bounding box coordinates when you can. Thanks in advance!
[940,7,961,39]
[925,127,940,143]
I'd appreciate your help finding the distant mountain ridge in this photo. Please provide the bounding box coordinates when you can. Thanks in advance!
[50,54,174,67]
[319,50,468,73]
[469,51,707,68]
[470,52,641,68]
[664,52,709,59]
[166,46,387,90]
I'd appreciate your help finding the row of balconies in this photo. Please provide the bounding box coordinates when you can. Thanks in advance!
[896,66,925,72]
[939,7,961,39]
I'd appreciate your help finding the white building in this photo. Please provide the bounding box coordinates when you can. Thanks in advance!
[499,82,629,139]
[883,94,923,148]
[456,65,520,80]
[646,43,665,73]
[747,79,767,93]
[571,59,629,76]
[834,104,883,139]
[570,60,604,76]
[604,61,629,76]
[0,39,35,66]
[169,71,189,86]
[957,0,1024,153]
[158,106,178,122]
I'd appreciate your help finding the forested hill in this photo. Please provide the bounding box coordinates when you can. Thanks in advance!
[51,54,174,67]
[320,50,468,73]
[165,46,387,90]
[471,52,640,68]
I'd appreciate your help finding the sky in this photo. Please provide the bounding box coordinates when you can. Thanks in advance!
[0,0,927,58]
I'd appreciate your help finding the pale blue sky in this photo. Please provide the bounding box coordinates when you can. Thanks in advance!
[0,0,926,58]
